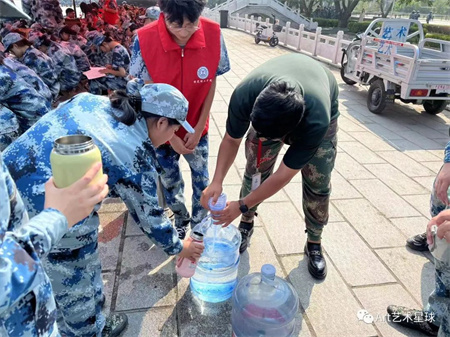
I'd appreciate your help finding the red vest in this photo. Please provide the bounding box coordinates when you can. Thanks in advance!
[137,14,221,140]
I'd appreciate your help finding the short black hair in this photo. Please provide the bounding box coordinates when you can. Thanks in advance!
[66,8,74,15]
[250,81,305,139]
[60,25,76,36]
[160,0,205,25]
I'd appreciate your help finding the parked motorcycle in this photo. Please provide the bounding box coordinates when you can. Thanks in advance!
[254,15,282,47]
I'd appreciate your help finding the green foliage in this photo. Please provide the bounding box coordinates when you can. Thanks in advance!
[348,21,371,33]
[426,33,450,41]
[314,18,339,27]
[424,24,450,35]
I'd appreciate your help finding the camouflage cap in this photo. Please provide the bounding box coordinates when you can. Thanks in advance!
[127,80,193,133]
[139,6,160,20]
[2,33,23,51]
[92,33,106,46]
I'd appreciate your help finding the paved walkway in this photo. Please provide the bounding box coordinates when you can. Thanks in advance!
[97,28,450,337]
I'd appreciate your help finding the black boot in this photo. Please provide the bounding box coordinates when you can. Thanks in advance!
[238,221,254,253]
[304,242,327,280]
[406,232,429,252]
[387,305,439,336]
[102,313,128,337]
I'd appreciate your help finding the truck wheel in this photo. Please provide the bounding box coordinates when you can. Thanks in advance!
[423,100,448,115]
[254,36,261,44]
[367,80,387,114]
[340,61,357,85]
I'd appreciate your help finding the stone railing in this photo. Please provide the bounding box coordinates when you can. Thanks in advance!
[204,12,352,67]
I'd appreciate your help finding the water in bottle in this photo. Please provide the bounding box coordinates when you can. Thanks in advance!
[190,194,241,303]
[231,264,299,337]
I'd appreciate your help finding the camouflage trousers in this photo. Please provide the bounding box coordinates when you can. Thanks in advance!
[240,119,338,242]
[155,134,209,228]
[43,216,104,337]
[424,169,450,336]
[0,106,20,151]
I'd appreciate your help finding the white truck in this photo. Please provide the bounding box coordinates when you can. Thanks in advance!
[340,18,450,114]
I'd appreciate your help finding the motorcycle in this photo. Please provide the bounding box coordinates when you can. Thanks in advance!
[254,15,282,47]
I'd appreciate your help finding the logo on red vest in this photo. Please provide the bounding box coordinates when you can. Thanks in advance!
[197,66,209,80]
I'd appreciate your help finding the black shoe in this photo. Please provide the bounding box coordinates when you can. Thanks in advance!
[238,221,254,254]
[176,220,190,240]
[102,313,128,337]
[387,305,439,336]
[100,294,106,309]
[406,232,429,252]
[304,242,327,280]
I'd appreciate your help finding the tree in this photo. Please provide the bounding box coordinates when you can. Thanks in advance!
[377,0,394,17]
[334,0,362,27]
[287,0,320,18]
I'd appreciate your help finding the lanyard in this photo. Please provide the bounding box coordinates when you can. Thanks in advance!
[256,140,270,170]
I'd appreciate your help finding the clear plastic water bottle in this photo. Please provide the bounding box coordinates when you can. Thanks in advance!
[175,231,204,278]
[231,264,299,337]
[190,193,242,303]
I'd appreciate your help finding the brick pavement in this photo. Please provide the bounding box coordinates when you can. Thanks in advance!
[97,28,450,337]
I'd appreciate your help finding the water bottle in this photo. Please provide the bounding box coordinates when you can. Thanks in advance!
[175,231,204,278]
[231,264,299,337]
[190,193,242,303]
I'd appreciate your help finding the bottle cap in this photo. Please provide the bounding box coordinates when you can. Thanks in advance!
[261,264,276,280]
[208,193,227,211]
[191,231,204,242]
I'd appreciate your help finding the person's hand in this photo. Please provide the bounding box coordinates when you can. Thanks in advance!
[169,135,194,155]
[210,200,241,228]
[44,163,109,228]
[183,131,202,150]
[427,209,450,245]
[99,68,110,74]
[179,239,204,261]
[435,163,450,205]
[200,181,223,209]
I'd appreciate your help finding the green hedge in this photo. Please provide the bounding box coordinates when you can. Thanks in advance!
[424,24,450,35]
[315,18,339,28]
[426,33,450,41]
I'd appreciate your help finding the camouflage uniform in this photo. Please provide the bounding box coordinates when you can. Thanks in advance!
[129,31,230,228]
[20,46,60,99]
[90,44,130,94]
[22,0,63,29]
[3,56,53,105]
[3,86,189,337]
[0,152,68,337]
[424,141,450,337]
[45,41,80,92]
[0,107,20,151]
[60,41,91,73]
[0,65,50,150]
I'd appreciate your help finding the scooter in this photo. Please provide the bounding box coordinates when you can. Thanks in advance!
[254,14,282,47]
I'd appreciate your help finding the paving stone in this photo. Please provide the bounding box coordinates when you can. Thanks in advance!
[376,248,435,306]
[404,150,443,162]
[211,112,228,127]
[377,151,435,177]
[282,255,377,337]
[339,142,386,164]
[350,179,420,218]
[208,135,223,157]
[120,308,177,337]
[388,139,426,152]
[323,221,396,286]
[334,153,375,180]
[257,202,306,255]
[330,171,363,200]
[338,116,367,132]
[363,124,405,140]
[99,212,125,271]
[209,157,242,185]
[333,199,406,248]
[403,194,432,218]
[421,161,444,174]
[99,198,127,213]
[364,163,429,196]
[116,237,177,311]
[347,131,395,151]
[125,212,145,236]
[101,272,114,316]
[413,176,435,192]
[353,284,425,337]
[390,217,429,239]
[396,130,443,150]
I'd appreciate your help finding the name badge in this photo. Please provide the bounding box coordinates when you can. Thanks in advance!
[251,172,261,191]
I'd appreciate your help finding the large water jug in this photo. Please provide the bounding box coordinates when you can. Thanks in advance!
[190,194,241,303]
[231,264,299,337]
